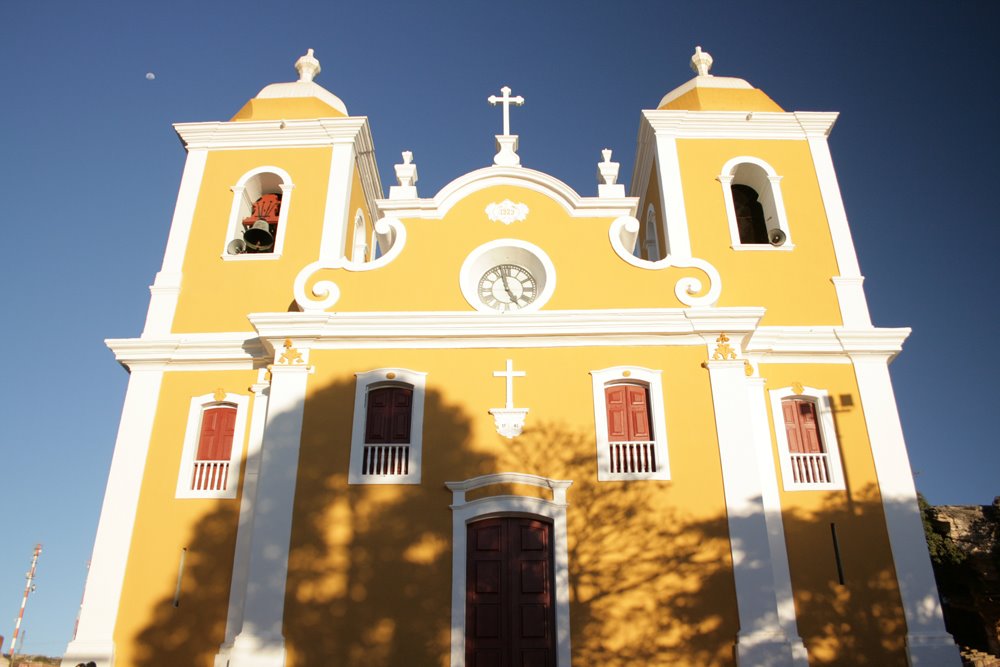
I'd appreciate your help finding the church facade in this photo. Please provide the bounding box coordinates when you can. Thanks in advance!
[63,48,961,667]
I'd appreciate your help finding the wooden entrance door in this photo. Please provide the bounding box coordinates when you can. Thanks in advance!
[466,517,556,667]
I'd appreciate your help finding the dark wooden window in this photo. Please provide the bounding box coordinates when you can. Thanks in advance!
[466,517,556,667]
[732,184,768,244]
[192,404,237,491]
[782,397,832,484]
[605,383,656,475]
[362,385,413,476]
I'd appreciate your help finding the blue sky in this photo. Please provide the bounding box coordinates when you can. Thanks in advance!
[1,0,997,658]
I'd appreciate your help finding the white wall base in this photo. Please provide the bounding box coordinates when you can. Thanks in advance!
[906,633,963,666]
[60,639,114,667]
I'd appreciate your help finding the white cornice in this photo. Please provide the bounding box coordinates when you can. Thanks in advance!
[376,166,638,219]
[174,117,374,151]
[106,334,266,370]
[637,110,839,143]
[747,326,911,360]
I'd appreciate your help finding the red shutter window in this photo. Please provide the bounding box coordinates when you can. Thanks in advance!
[604,383,656,474]
[781,398,831,484]
[362,385,413,476]
[192,404,237,491]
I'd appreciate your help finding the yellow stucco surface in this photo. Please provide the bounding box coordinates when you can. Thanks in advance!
[230,97,346,121]
[114,370,258,667]
[676,138,844,325]
[343,166,374,260]
[171,147,333,332]
[660,86,784,112]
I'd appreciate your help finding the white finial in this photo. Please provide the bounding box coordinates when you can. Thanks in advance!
[390,151,419,198]
[690,45,713,77]
[488,85,525,137]
[295,48,321,83]
[597,149,625,198]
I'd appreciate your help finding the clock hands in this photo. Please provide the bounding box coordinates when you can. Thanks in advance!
[499,267,518,302]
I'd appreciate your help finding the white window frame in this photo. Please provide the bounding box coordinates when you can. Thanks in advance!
[717,156,794,251]
[348,368,427,485]
[222,166,294,261]
[769,386,845,491]
[445,473,572,667]
[644,204,661,261]
[590,366,670,481]
[351,208,369,263]
[175,392,250,499]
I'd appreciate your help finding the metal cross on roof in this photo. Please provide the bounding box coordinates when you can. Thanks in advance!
[488,85,524,136]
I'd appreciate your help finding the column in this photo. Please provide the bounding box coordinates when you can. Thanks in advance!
[215,374,271,667]
[61,369,164,667]
[228,345,311,667]
[851,354,961,666]
[705,359,804,667]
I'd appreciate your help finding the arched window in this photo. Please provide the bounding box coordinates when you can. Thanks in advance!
[224,167,294,259]
[644,205,662,261]
[351,209,368,262]
[769,387,845,490]
[349,368,427,484]
[718,158,793,250]
[590,367,670,481]
[176,393,250,499]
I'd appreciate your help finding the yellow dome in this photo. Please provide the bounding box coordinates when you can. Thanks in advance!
[230,49,349,122]
[657,47,783,112]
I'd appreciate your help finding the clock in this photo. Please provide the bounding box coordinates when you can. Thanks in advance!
[478,264,537,311]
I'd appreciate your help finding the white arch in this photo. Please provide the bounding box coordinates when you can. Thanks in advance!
[224,165,296,260]
[717,156,793,250]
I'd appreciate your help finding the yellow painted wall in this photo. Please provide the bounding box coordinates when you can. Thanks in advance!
[761,363,906,666]
[172,148,333,332]
[279,344,739,666]
[660,86,783,112]
[230,97,346,121]
[342,166,374,260]
[636,161,666,260]
[676,139,843,325]
[114,369,258,667]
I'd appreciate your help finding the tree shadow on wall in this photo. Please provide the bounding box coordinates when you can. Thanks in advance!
[131,377,487,667]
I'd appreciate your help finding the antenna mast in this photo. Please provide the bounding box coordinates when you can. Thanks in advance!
[7,543,41,658]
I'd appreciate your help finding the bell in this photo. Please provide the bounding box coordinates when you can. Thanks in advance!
[768,228,787,246]
[244,219,275,252]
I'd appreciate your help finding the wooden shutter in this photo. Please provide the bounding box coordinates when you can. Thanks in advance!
[605,383,653,441]
[782,398,824,453]
[467,517,555,667]
[196,405,237,461]
[365,386,413,444]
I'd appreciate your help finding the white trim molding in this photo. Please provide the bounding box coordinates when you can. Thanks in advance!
[175,392,251,499]
[348,368,427,485]
[768,386,845,491]
[61,369,165,667]
[222,166,294,261]
[717,156,794,251]
[590,366,670,481]
[445,473,573,667]
[850,354,962,665]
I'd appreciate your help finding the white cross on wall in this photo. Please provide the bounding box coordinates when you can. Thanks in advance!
[493,359,526,409]
[488,86,524,136]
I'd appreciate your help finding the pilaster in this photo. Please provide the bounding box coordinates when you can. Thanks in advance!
[61,368,165,667]
[653,133,692,258]
[228,343,312,667]
[705,358,804,667]
[318,141,358,262]
[851,354,961,666]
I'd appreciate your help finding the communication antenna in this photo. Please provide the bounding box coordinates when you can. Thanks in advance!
[6,543,41,658]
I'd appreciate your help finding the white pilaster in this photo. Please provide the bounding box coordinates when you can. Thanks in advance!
[61,369,165,667]
[318,141,358,262]
[851,354,961,666]
[143,148,209,336]
[705,360,804,667]
[746,377,809,665]
[215,376,271,667]
[653,133,692,258]
[228,353,311,667]
[803,132,872,328]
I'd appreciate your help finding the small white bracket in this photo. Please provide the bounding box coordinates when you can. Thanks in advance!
[597,148,625,198]
[389,150,419,199]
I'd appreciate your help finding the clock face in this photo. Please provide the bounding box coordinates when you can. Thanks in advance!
[478,264,537,312]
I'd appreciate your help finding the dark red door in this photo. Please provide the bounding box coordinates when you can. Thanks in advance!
[466,517,556,667]
[782,398,824,453]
